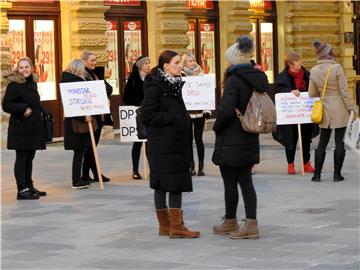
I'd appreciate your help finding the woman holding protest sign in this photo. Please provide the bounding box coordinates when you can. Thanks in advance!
[60,59,93,189]
[123,56,151,180]
[81,50,112,183]
[212,35,269,239]
[138,50,200,238]
[181,52,211,176]
[2,57,47,200]
[273,51,317,175]
[309,41,358,182]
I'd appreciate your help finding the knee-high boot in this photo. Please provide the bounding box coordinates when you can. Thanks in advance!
[311,150,326,182]
[334,150,345,182]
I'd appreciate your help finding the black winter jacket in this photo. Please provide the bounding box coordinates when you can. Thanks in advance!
[139,73,192,192]
[2,72,46,151]
[123,73,144,106]
[212,66,269,167]
[60,72,92,150]
[272,67,318,150]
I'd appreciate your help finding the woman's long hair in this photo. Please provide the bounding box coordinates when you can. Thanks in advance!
[150,50,178,75]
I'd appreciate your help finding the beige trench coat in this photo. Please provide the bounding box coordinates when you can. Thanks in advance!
[309,59,356,129]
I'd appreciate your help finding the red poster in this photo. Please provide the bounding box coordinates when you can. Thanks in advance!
[104,0,141,6]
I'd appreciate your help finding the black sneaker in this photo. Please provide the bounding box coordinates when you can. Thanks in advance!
[72,180,91,189]
[17,188,40,200]
[29,187,47,197]
[132,172,142,180]
[93,174,110,182]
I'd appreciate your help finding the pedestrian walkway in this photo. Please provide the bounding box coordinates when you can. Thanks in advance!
[1,132,359,270]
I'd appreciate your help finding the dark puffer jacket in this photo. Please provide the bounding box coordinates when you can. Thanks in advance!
[2,72,46,151]
[60,72,91,150]
[139,73,192,192]
[212,66,269,167]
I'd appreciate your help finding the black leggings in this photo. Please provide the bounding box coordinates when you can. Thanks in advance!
[132,142,147,172]
[317,127,346,153]
[285,124,313,164]
[219,166,257,219]
[14,150,36,191]
[72,150,85,183]
[154,189,182,209]
[189,117,205,164]
[83,124,102,177]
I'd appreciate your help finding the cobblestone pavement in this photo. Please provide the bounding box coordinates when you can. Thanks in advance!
[1,133,359,270]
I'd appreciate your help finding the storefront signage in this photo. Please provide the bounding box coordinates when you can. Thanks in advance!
[182,75,216,110]
[124,21,142,79]
[249,0,264,9]
[60,81,110,117]
[119,106,146,142]
[186,0,214,9]
[104,0,141,6]
[275,93,319,125]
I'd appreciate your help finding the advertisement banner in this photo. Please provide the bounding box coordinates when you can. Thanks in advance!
[200,23,215,74]
[182,75,216,110]
[344,111,360,154]
[119,106,146,142]
[60,81,110,117]
[275,93,319,125]
[106,20,119,95]
[124,21,142,79]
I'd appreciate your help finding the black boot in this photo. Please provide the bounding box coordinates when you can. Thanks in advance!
[311,150,326,182]
[334,150,345,182]
[198,161,205,176]
[28,186,47,197]
[190,162,196,176]
[17,188,40,200]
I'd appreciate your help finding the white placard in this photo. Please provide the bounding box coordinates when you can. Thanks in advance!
[344,111,360,155]
[182,75,216,110]
[275,93,319,125]
[119,106,146,142]
[59,80,110,117]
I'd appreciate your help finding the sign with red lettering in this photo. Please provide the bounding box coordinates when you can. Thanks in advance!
[106,21,119,95]
[186,0,214,9]
[124,21,142,79]
[200,23,215,74]
[182,75,216,110]
[104,0,141,6]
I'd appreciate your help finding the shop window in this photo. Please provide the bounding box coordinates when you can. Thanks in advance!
[106,20,119,95]
[8,19,26,69]
[123,20,143,79]
[200,22,216,74]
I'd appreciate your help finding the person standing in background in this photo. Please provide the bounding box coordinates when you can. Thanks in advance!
[123,56,151,180]
[181,52,211,176]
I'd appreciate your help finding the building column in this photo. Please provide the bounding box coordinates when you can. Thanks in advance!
[0,1,12,149]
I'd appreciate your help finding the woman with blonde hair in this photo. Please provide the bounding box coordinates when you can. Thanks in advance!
[2,57,47,199]
[181,52,211,176]
[60,59,93,189]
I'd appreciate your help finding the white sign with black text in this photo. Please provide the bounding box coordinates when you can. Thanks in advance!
[119,106,146,142]
[182,75,216,110]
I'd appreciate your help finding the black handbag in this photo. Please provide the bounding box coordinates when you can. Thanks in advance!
[42,112,53,143]
[135,108,147,139]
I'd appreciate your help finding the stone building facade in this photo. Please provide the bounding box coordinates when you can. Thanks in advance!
[0,0,358,148]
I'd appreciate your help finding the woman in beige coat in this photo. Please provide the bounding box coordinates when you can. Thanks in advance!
[309,41,358,182]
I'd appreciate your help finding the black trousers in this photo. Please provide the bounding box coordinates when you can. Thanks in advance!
[285,124,313,164]
[72,150,85,184]
[132,142,147,172]
[219,166,257,219]
[14,150,36,192]
[189,117,205,164]
[83,124,102,178]
[154,189,182,209]
[317,127,346,153]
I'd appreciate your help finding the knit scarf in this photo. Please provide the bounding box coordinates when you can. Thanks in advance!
[182,64,203,76]
[287,68,305,91]
[158,68,184,97]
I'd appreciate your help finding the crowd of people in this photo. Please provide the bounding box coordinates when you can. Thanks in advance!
[2,35,358,239]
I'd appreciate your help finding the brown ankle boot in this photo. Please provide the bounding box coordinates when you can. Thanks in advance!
[169,208,200,239]
[229,219,259,239]
[156,208,170,235]
[213,218,239,235]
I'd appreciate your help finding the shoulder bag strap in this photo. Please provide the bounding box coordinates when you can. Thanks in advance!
[320,64,334,100]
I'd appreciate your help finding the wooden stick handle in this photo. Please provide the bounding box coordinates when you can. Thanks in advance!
[298,124,305,176]
[88,120,104,190]
[143,143,148,180]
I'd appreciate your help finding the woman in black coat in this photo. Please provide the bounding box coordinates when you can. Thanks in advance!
[212,36,268,239]
[139,50,200,238]
[2,57,46,200]
[81,50,112,183]
[60,59,93,189]
[273,52,317,175]
[123,56,150,180]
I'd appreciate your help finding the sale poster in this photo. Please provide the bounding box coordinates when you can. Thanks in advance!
[124,21,142,79]
[106,21,119,95]
[200,23,215,75]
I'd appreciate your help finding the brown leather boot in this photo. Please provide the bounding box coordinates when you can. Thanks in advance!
[229,219,259,239]
[169,208,200,238]
[156,208,170,235]
[213,218,239,235]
